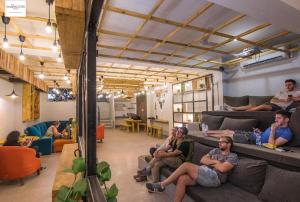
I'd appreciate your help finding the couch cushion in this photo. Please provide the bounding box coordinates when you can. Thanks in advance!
[202,114,224,130]
[228,157,268,194]
[186,183,261,202]
[249,96,273,106]
[258,165,300,202]
[27,126,42,137]
[192,142,213,165]
[224,96,249,107]
[288,107,300,146]
[219,117,258,131]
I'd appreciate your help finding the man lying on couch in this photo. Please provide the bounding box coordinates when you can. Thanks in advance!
[207,110,293,147]
[226,79,300,111]
[146,136,238,202]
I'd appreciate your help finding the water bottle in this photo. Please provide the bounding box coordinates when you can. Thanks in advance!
[201,123,208,136]
[255,132,262,146]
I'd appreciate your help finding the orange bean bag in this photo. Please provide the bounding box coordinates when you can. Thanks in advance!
[96,124,105,141]
[0,146,41,181]
[53,139,75,153]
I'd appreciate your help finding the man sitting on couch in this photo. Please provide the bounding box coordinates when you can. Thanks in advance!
[146,136,238,202]
[141,127,190,183]
[208,110,293,147]
[226,79,300,111]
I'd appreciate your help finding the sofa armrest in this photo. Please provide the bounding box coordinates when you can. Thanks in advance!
[31,137,53,155]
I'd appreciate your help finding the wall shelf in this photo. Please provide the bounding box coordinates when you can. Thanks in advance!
[172,74,214,127]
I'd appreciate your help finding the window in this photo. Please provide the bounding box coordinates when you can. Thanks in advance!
[48,88,75,102]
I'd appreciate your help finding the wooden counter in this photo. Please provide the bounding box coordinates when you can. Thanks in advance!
[52,143,78,201]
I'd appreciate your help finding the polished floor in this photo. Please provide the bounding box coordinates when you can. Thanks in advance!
[0,129,172,202]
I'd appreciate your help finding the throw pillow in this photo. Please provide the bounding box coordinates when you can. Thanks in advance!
[27,126,42,137]
[202,114,224,130]
[288,107,300,146]
[228,157,268,194]
[219,117,258,131]
[258,165,300,202]
[249,96,273,106]
[224,96,249,107]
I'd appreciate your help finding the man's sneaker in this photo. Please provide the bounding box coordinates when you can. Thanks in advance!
[146,182,165,193]
[137,168,147,176]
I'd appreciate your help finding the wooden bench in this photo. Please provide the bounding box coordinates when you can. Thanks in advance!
[120,123,132,132]
[52,143,78,201]
[147,125,163,138]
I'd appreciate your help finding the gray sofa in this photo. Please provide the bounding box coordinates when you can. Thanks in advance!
[160,107,300,201]
[161,141,300,202]
[224,95,300,110]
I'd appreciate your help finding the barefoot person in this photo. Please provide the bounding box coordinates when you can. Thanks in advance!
[207,110,293,147]
[226,79,300,111]
[146,136,238,202]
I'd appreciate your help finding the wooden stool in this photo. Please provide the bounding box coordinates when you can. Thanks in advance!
[139,123,147,132]
[120,123,132,132]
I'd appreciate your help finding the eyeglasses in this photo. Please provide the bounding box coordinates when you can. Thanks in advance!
[219,141,229,144]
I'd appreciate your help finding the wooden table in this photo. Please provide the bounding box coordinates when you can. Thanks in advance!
[125,119,142,132]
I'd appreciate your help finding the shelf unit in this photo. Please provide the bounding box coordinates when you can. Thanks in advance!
[172,74,214,127]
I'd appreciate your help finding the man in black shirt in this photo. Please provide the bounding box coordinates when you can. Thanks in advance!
[148,127,190,182]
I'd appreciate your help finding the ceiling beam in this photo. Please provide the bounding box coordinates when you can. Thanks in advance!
[141,2,214,60]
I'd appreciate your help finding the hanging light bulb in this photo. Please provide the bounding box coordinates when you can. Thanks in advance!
[38,72,45,79]
[2,15,10,49]
[3,37,9,49]
[52,23,58,51]
[18,35,26,61]
[57,52,62,63]
[63,74,68,81]
[52,40,58,52]
[66,79,71,84]
[38,61,45,79]
[19,50,25,61]
[6,89,18,99]
[45,0,53,33]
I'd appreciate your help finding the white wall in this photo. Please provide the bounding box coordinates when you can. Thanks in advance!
[223,56,300,96]
[40,93,76,122]
[0,80,76,141]
[0,79,15,140]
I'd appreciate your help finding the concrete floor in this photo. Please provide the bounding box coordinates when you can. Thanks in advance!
[0,129,172,202]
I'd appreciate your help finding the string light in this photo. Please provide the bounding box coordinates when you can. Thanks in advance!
[57,52,63,63]
[52,23,58,52]
[38,61,45,79]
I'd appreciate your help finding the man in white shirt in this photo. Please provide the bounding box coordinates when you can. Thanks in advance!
[227,79,300,111]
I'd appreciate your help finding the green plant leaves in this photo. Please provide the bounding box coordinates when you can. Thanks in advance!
[96,161,111,182]
[73,178,87,197]
[55,186,72,202]
[63,168,74,174]
[72,157,85,174]
[106,184,118,201]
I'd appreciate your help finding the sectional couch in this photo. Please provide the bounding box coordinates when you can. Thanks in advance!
[24,120,68,155]
[161,141,300,202]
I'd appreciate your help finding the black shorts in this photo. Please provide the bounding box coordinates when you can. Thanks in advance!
[265,102,283,111]
[233,130,256,144]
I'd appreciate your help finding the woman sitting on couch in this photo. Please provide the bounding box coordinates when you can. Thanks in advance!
[45,121,63,139]
[3,131,40,158]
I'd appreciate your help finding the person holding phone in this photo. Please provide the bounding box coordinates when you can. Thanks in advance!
[225,79,300,111]
[207,110,293,147]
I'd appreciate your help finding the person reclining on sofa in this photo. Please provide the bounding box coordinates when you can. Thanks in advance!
[3,131,41,158]
[207,110,293,147]
[138,127,190,183]
[226,79,300,111]
[146,136,238,202]
[134,127,178,182]
[45,121,64,139]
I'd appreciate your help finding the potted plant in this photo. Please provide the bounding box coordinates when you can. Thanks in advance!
[55,157,118,202]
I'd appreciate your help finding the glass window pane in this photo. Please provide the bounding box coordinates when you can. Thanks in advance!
[183,92,193,102]
[183,103,193,113]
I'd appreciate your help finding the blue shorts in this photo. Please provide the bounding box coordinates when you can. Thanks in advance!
[196,165,221,187]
